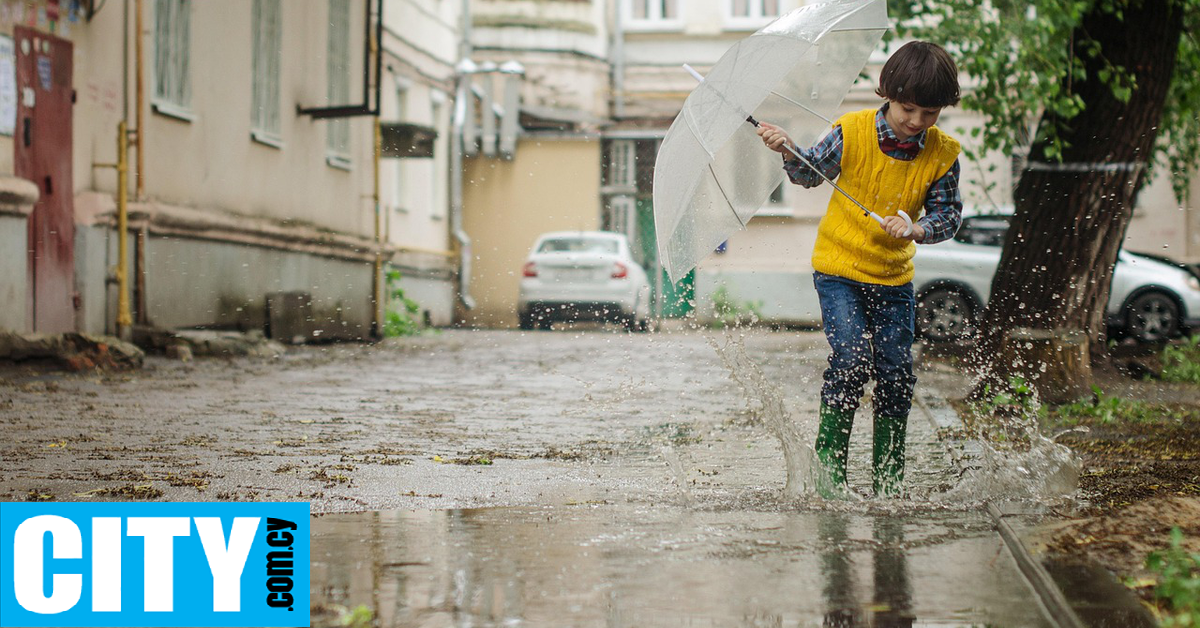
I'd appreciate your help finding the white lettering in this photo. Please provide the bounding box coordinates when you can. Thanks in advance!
[13,515,82,614]
[195,517,260,612]
[91,517,122,612]
[126,517,190,612]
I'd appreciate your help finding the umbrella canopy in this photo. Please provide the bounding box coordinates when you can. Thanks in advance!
[653,0,889,284]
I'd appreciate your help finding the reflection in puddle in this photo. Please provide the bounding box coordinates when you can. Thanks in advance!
[311,506,1052,627]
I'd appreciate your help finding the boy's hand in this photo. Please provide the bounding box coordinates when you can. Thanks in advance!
[756,122,793,155]
[881,215,925,242]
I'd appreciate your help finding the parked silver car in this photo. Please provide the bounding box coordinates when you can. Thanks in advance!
[517,231,653,331]
[912,213,1200,343]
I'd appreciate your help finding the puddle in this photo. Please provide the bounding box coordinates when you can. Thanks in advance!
[311,505,1053,627]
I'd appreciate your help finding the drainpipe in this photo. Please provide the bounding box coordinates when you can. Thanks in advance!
[116,122,132,340]
[372,117,383,338]
[134,0,145,200]
[612,0,624,119]
[450,0,475,312]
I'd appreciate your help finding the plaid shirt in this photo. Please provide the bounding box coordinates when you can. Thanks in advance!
[782,105,962,244]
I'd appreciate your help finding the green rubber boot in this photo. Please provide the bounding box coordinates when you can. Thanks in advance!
[814,403,854,499]
[873,413,908,498]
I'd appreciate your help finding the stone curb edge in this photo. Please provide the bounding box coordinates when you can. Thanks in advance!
[914,391,1087,628]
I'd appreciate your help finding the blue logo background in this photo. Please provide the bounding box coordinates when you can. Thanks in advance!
[0,502,310,627]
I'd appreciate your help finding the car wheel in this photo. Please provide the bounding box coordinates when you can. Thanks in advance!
[1125,291,1180,343]
[518,311,535,330]
[916,287,975,342]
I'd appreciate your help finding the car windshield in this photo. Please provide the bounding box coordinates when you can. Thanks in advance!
[537,237,619,255]
[954,216,1010,247]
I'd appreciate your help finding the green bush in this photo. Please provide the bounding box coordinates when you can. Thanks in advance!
[1162,336,1200,385]
[383,268,422,337]
[710,285,764,328]
[1146,527,1200,627]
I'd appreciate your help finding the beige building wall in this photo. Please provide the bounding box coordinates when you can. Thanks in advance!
[461,138,601,327]
[382,0,457,254]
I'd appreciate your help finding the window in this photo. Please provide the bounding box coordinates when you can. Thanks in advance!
[251,0,282,145]
[326,0,351,167]
[727,0,779,27]
[537,237,620,255]
[953,216,1010,247]
[153,0,192,118]
[609,140,636,189]
[627,0,681,29]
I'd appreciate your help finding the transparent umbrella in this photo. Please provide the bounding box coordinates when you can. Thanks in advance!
[653,0,889,284]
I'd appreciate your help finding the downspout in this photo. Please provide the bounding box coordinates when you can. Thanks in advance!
[114,123,132,340]
[372,117,383,338]
[450,0,475,311]
[134,0,145,201]
[612,0,624,119]
[133,0,147,327]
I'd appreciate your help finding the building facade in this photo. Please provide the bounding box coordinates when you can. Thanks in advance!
[0,0,462,339]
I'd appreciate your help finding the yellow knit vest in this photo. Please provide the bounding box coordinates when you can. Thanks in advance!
[810,108,960,286]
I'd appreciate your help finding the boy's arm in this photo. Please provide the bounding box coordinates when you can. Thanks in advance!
[916,159,963,244]
[782,126,843,188]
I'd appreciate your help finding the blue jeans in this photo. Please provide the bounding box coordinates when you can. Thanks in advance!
[813,272,916,418]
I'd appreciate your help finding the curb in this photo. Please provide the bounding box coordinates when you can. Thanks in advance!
[914,391,1087,628]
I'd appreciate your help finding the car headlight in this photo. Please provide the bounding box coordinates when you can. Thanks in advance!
[1189,275,1200,292]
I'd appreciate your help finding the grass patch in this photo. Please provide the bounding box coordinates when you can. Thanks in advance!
[1055,386,1159,425]
[1145,527,1200,627]
[1162,336,1200,385]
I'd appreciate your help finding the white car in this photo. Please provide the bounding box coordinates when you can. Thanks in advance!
[517,231,653,331]
[913,213,1200,343]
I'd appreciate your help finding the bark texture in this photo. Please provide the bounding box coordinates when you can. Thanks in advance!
[971,0,1184,399]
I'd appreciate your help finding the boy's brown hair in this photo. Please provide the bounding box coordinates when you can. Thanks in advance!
[875,41,960,108]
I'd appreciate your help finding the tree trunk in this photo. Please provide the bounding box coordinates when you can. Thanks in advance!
[970,0,1184,400]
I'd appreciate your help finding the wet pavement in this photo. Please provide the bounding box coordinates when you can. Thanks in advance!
[312,506,1051,627]
[1,327,1062,626]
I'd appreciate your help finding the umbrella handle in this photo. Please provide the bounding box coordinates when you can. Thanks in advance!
[868,210,914,238]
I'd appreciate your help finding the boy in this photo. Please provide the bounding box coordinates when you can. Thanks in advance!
[756,41,962,498]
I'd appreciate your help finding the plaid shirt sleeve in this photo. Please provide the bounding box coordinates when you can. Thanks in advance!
[916,159,963,245]
[782,126,842,187]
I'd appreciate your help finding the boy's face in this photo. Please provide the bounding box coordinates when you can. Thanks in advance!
[885,101,943,140]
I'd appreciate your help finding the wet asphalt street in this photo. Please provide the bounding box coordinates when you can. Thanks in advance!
[0,328,1054,626]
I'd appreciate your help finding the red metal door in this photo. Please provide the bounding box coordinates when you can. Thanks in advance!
[14,26,74,333]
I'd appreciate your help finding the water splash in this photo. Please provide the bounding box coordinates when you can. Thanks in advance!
[940,392,1082,505]
[707,330,820,499]
[660,445,694,508]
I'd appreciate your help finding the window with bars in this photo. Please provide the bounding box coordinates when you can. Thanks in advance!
[251,0,282,144]
[326,0,351,167]
[153,0,192,118]
[609,140,636,190]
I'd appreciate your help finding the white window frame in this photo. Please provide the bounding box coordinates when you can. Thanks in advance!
[624,0,683,32]
[152,0,193,120]
[610,139,636,191]
[390,84,408,213]
[608,196,637,244]
[724,0,781,30]
[251,0,283,147]
[326,0,352,169]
